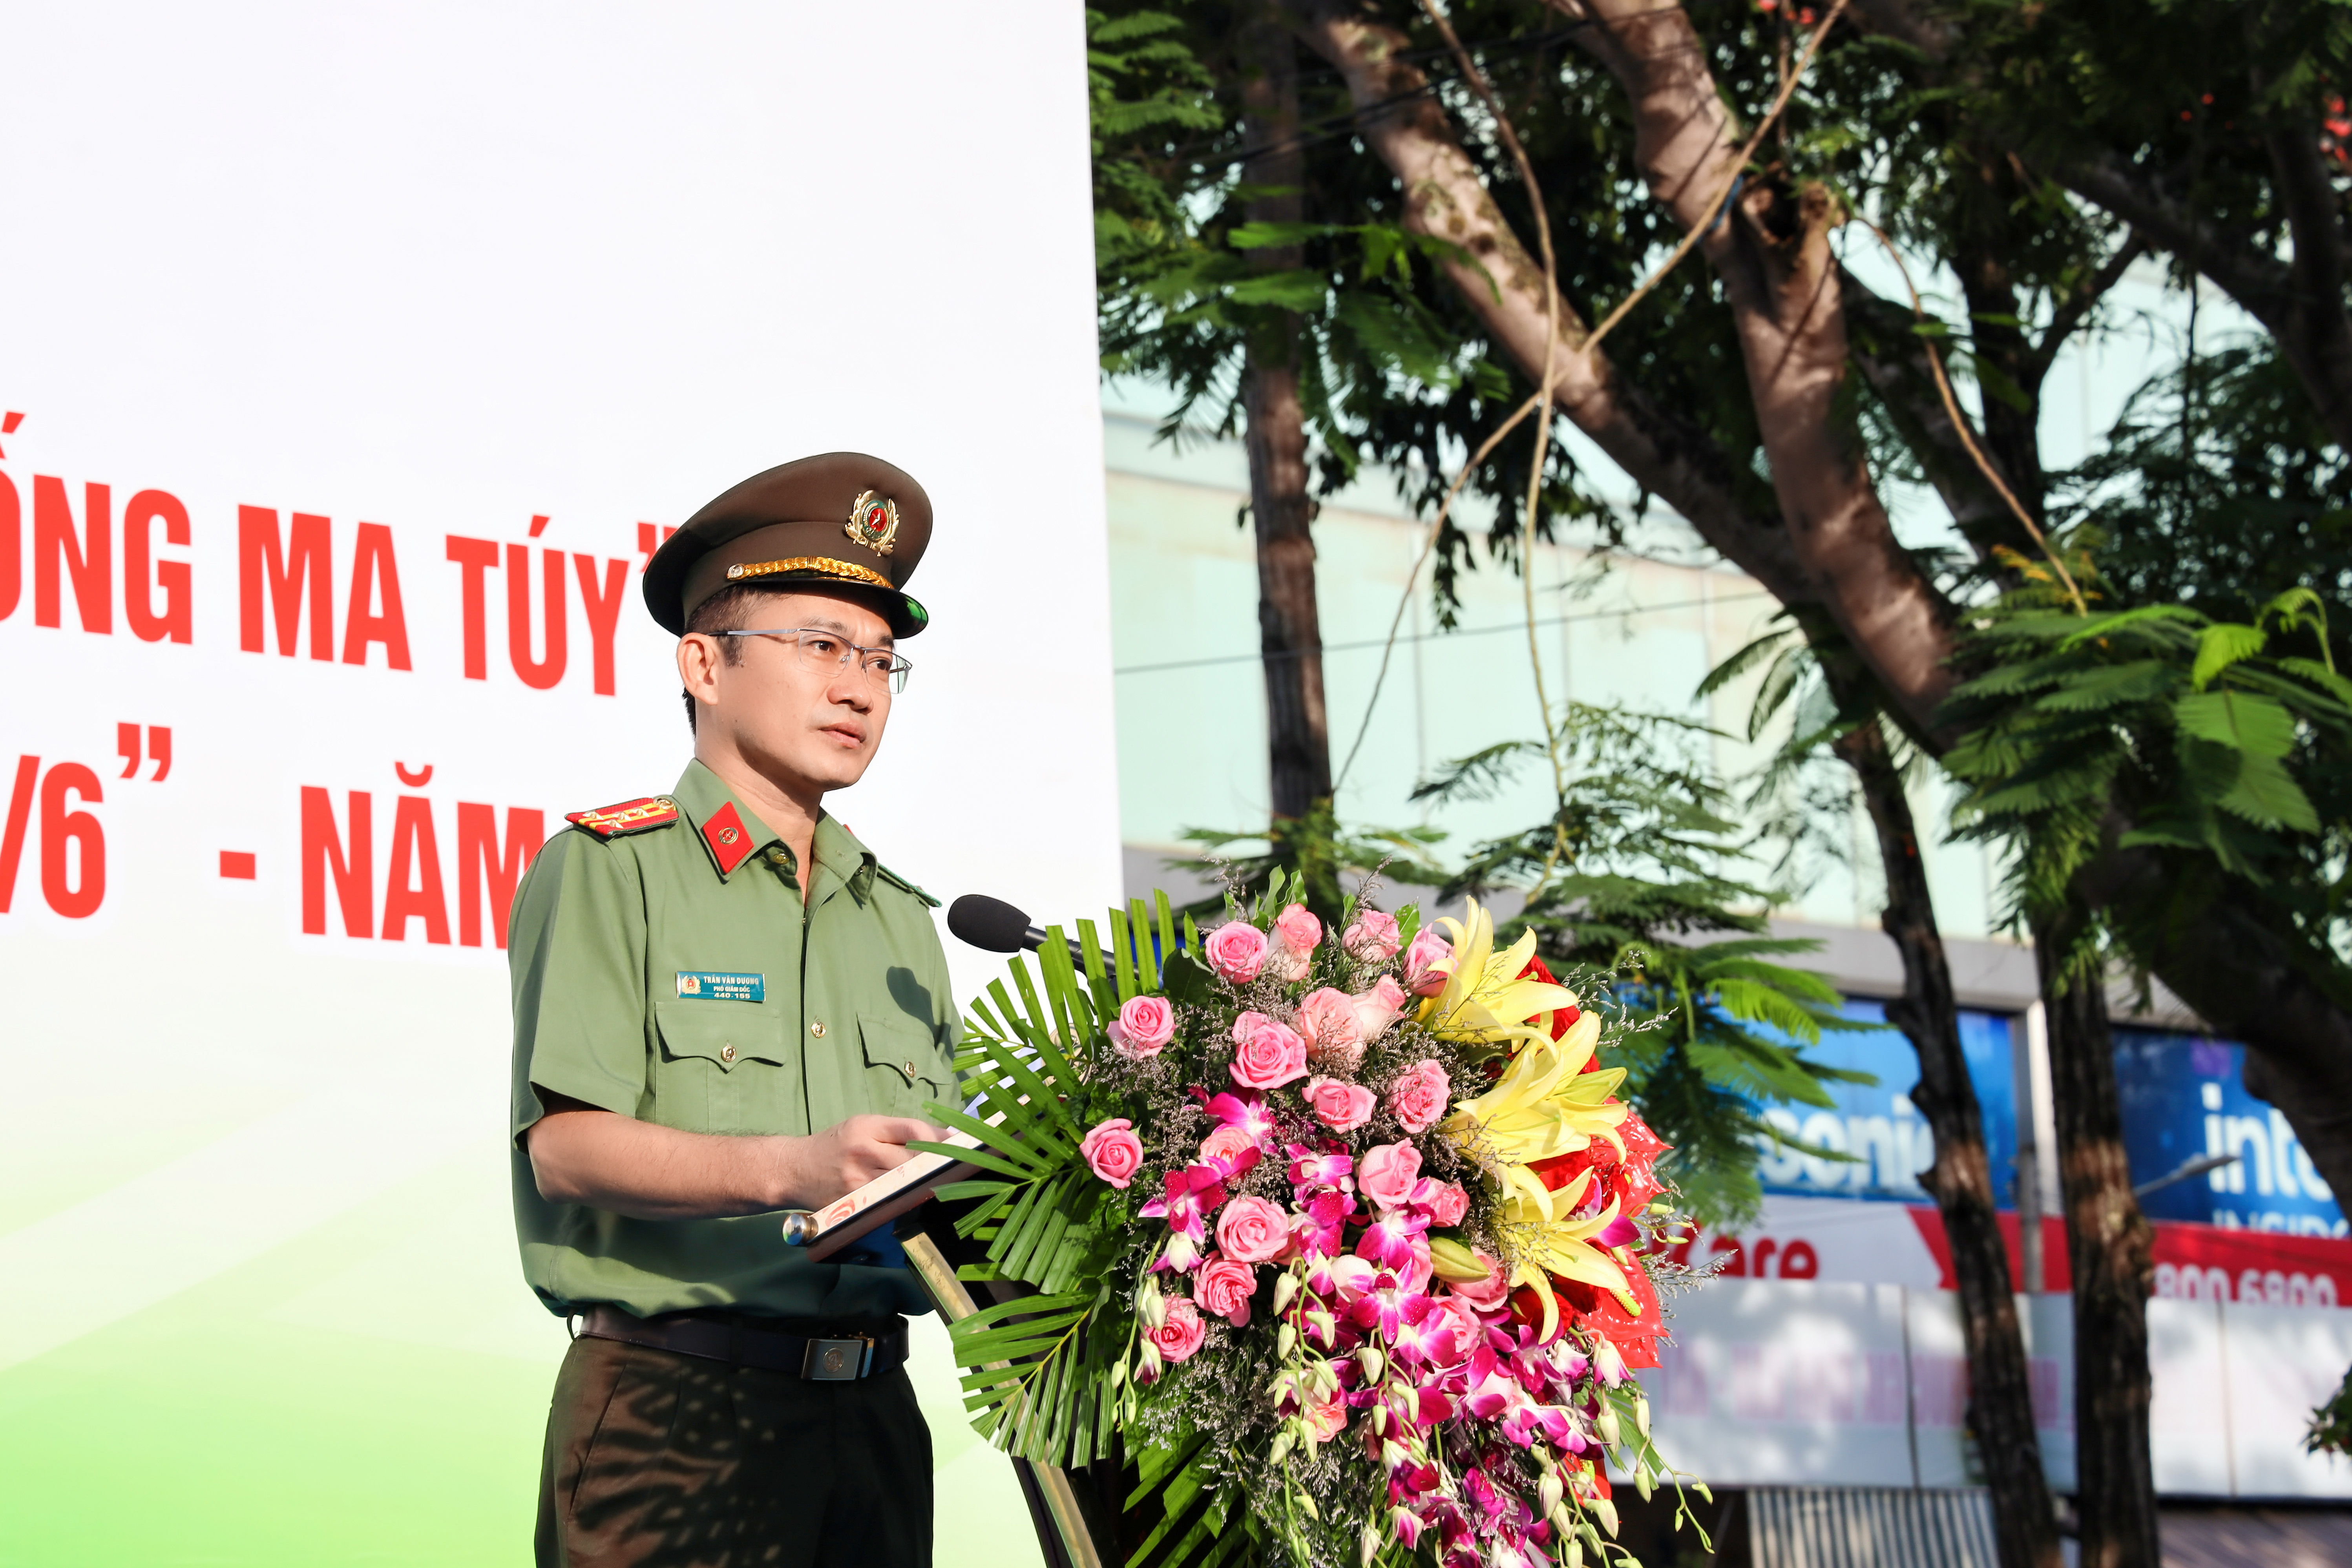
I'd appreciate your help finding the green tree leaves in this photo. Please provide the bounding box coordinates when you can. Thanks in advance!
[1414,702,1879,1225]
[1945,586,2349,956]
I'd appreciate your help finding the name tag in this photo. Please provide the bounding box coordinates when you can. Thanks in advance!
[676,970,765,1002]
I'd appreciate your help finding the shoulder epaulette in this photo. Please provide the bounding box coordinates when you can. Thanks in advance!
[565,796,681,838]
[875,862,941,907]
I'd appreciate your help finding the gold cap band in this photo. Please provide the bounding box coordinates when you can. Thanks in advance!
[723,556,893,591]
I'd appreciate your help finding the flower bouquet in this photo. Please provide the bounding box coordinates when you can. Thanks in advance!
[911,874,1702,1568]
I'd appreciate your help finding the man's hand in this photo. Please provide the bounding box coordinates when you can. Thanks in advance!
[776,1114,942,1210]
[525,1093,942,1221]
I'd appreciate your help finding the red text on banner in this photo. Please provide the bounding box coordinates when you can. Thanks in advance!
[446,535,629,695]
[241,508,413,669]
[0,756,106,918]
[302,785,544,947]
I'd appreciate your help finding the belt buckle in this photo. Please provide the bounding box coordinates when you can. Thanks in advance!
[802,1334,872,1382]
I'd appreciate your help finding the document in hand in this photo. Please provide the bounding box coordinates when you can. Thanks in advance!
[793,1126,985,1261]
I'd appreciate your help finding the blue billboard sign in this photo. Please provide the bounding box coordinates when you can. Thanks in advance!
[1751,1001,2021,1206]
[2114,1028,2344,1237]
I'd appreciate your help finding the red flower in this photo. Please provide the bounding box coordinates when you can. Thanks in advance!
[1513,953,1583,1044]
[1578,1264,1668,1370]
[1526,1107,1671,1216]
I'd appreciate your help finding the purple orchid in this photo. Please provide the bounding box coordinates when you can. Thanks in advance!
[1354,1207,1430,1270]
[1200,1090,1278,1146]
[1348,1268,1423,1340]
[1286,1144,1355,1193]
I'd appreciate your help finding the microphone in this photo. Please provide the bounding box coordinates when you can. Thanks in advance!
[948,894,1048,954]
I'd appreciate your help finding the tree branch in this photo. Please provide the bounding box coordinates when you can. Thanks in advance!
[1282,0,1816,612]
[1851,0,2352,444]
[2026,229,2148,391]
[2053,151,2292,314]
[1839,266,2029,552]
[2252,62,2352,450]
[2084,844,2352,1209]
[1843,0,1959,60]
[2053,148,2352,448]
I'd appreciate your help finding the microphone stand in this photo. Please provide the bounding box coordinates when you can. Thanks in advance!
[894,1208,1107,1568]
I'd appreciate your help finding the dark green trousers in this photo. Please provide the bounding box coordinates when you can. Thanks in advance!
[537,1334,933,1568]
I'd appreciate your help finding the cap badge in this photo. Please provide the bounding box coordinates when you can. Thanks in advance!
[845,490,900,557]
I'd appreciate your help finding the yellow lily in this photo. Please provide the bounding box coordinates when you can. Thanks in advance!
[1441,1011,1629,1172]
[1495,1169,1636,1341]
[1416,900,1577,1048]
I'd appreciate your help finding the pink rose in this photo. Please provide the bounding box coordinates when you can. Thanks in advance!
[1301,1075,1376,1133]
[1273,903,1321,954]
[1200,1123,1260,1165]
[1450,1251,1509,1311]
[1265,904,1321,983]
[1341,908,1402,962]
[1303,1397,1348,1443]
[1080,1118,1145,1189]
[1270,902,1326,964]
[1414,1177,1469,1227]
[1358,1141,1423,1212]
[1203,920,1269,984]
[1295,987,1364,1070]
[1387,1059,1452,1135]
[1196,1256,1257,1326]
[1146,1296,1206,1364]
[1109,995,1175,1060]
[1229,1011,1309,1089]
[1349,976,1406,1045]
[1215,1194,1293,1263]
[1401,928,1453,997]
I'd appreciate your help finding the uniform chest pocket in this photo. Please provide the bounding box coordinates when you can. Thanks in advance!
[653,998,788,1072]
[858,1013,951,1120]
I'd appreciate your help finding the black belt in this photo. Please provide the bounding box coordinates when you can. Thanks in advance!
[576,1304,908,1382]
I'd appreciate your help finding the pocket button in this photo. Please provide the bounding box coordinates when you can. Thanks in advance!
[720,1043,738,1063]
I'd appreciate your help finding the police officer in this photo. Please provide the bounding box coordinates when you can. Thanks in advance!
[509,453,957,1568]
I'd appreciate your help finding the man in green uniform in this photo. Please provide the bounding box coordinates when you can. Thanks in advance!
[508,453,959,1568]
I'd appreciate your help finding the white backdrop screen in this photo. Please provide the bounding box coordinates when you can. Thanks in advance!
[0,6,1111,1563]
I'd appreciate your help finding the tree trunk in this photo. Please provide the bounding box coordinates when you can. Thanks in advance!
[2039,933,2161,1568]
[1237,10,1331,821]
[1835,709,2062,1568]
[1551,0,1959,740]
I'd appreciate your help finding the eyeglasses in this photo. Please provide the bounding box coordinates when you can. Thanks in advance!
[720,628,912,693]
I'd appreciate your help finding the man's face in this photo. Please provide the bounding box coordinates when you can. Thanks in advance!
[681,589,897,796]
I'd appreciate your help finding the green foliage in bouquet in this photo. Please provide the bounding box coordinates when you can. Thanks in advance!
[915,893,1198,1469]
[1414,702,1879,1225]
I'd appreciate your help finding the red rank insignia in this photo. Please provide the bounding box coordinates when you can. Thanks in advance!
[701,800,758,875]
[565,796,679,838]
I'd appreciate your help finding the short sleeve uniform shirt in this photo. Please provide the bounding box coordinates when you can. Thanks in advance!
[508,759,958,1322]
